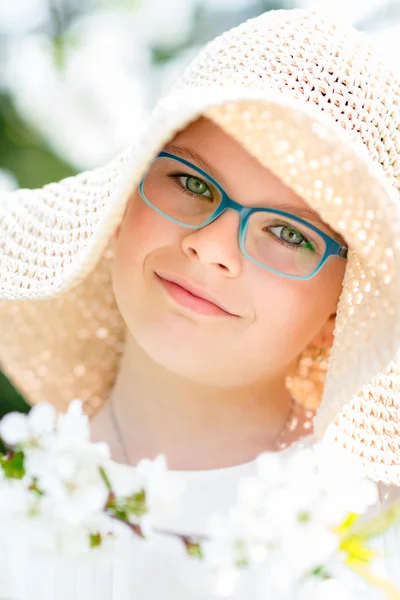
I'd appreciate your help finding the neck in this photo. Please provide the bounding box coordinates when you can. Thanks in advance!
[90,330,294,470]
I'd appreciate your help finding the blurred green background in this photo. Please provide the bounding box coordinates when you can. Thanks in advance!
[0,0,399,417]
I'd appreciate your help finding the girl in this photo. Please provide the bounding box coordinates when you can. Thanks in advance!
[1,7,400,599]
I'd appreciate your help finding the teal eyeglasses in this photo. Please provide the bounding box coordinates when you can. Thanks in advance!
[139,151,348,280]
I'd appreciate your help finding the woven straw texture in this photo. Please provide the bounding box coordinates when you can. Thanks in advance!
[1,8,400,484]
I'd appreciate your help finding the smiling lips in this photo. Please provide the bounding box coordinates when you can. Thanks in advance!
[155,271,238,317]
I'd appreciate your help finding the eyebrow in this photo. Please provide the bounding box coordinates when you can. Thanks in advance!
[163,144,347,247]
[163,144,221,179]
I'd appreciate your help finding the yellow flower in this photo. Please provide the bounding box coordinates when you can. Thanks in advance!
[333,506,400,600]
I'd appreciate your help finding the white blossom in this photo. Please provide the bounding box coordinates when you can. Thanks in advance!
[134,454,186,535]
[202,0,258,10]
[105,452,186,537]
[0,0,49,35]
[133,0,197,49]
[4,12,150,169]
[298,0,386,25]
[314,579,356,600]
[0,402,57,447]
[202,437,380,598]
[0,400,395,600]
[0,400,187,555]
[22,401,111,526]
[312,439,379,517]
[295,576,357,600]
[213,564,241,598]
[0,411,30,445]
[0,473,36,520]
[0,168,18,192]
[21,510,117,557]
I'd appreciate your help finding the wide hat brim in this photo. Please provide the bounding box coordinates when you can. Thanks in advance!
[1,86,400,483]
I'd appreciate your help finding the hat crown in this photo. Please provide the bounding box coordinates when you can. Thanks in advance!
[175,8,400,190]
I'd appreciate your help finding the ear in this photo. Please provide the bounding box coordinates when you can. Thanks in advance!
[311,313,336,349]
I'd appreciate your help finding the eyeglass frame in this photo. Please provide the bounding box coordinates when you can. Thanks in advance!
[138,151,348,280]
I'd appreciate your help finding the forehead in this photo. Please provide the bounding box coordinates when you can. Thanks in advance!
[166,118,303,201]
[164,118,347,246]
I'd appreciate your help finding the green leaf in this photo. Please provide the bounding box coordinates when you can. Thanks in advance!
[235,556,249,568]
[310,565,328,578]
[89,532,102,549]
[105,492,128,520]
[345,504,400,542]
[99,466,113,492]
[105,488,148,521]
[183,537,204,560]
[298,511,311,523]
[121,489,147,518]
[0,450,25,479]
[28,478,45,497]
[111,489,148,519]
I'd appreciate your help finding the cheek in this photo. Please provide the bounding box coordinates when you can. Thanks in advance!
[251,266,343,355]
[114,192,180,272]
[111,195,169,315]
[111,192,200,355]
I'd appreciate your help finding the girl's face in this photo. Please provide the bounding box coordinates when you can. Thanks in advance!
[111,117,346,386]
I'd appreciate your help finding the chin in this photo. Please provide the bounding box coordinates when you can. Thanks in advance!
[138,329,218,380]
[134,327,263,387]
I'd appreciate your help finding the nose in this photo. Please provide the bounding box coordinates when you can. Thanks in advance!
[181,209,242,277]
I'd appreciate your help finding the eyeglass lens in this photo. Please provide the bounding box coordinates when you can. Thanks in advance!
[141,156,326,277]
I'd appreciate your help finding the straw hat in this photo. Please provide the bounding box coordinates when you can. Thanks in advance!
[1,8,400,485]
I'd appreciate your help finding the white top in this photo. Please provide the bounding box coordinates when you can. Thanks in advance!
[1,432,400,600]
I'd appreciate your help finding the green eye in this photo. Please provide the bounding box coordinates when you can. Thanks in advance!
[281,226,304,245]
[184,176,212,197]
[268,224,316,252]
